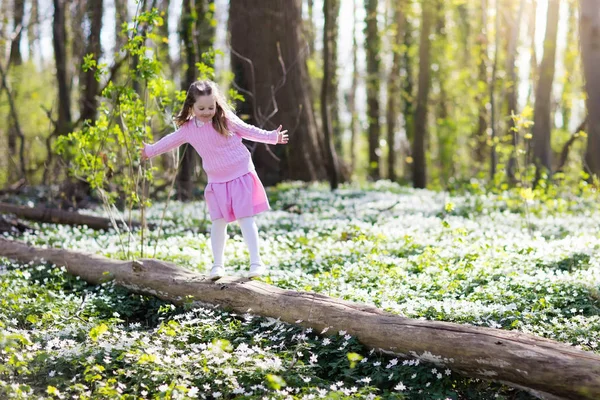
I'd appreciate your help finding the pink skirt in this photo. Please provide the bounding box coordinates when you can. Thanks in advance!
[204,170,270,222]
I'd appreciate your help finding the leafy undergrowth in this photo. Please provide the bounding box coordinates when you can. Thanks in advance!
[3,180,600,399]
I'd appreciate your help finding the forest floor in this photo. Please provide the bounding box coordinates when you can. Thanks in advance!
[2,180,599,399]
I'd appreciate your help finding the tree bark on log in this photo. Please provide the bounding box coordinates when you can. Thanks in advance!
[0,203,154,231]
[0,238,599,399]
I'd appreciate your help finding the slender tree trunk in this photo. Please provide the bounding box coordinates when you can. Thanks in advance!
[348,0,359,174]
[0,1,9,47]
[158,0,172,74]
[0,1,8,182]
[561,3,577,132]
[413,1,433,189]
[386,0,404,182]
[131,0,150,95]
[402,13,415,182]
[80,0,104,123]
[580,0,600,177]
[532,0,559,176]
[0,60,26,181]
[330,1,342,159]
[177,0,200,201]
[321,0,341,189]
[457,3,470,66]
[72,0,86,97]
[28,0,41,62]
[53,0,72,137]
[193,0,214,60]
[7,0,25,183]
[433,0,452,186]
[365,0,381,180]
[527,0,538,105]
[9,0,25,66]
[474,0,488,167]
[115,0,129,53]
[489,0,500,180]
[505,0,524,182]
[229,0,329,184]
[306,0,316,55]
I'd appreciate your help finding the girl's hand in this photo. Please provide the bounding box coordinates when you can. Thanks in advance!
[276,125,289,144]
[140,143,149,160]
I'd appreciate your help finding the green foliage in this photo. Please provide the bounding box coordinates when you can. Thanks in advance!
[0,61,57,185]
[55,8,169,219]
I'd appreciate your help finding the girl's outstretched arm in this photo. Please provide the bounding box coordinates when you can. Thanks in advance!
[142,125,189,159]
[227,112,287,144]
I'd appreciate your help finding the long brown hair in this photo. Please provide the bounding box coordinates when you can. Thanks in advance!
[174,80,233,136]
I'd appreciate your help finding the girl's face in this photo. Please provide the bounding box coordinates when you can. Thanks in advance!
[193,94,216,122]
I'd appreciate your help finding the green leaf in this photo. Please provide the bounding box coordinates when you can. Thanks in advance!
[347,352,363,368]
[89,323,108,342]
[266,374,286,390]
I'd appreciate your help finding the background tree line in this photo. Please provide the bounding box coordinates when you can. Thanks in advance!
[0,0,599,202]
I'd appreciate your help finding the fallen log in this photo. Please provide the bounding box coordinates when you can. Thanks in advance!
[0,178,26,196]
[0,215,33,234]
[1,238,599,400]
[0,202,154,231]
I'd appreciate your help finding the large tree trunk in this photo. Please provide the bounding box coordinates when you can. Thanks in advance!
[386,0,404,182]
[53,0,72,137]
[229,0,329,185]
[0,202,153,231]
[1,239,600,400]
[532,0,559,175]
[412,1,434,189]
[80,0,104,123]
[321,0,341,190]
[580,0,600,177]
[365,0,381,180]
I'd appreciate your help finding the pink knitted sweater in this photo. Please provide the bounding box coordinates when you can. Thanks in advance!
[144,112,279,183]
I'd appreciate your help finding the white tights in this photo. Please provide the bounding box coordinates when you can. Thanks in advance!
[210,217,262,267]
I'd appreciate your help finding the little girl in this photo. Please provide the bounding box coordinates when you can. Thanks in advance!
[141,80,288,280]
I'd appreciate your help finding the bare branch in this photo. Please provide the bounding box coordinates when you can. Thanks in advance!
[555,117,588,174]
